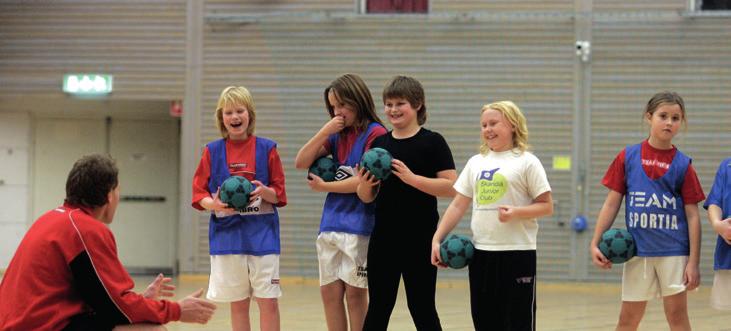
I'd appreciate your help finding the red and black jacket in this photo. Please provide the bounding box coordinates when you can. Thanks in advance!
[0,204,180,330]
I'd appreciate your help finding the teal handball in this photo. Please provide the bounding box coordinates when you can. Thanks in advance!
[309,156,338,182]
[219,176,254,211]
[440,234,475,269]
[598,228,637,264]
[360,147,392,181]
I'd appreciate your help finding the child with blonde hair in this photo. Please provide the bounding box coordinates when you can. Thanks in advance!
[192,86,287,331]
[431,101,553,331]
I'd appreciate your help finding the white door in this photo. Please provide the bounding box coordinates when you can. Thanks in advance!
[109,119,179,271]
[33,116,179,272]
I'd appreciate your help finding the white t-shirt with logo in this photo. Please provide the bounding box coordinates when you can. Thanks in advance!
[454,149,551,251]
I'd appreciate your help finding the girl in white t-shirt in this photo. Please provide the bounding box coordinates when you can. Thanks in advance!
[431,101,553,331]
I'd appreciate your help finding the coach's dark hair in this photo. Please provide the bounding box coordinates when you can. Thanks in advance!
[65,154,119,208]
[383,75,427,125]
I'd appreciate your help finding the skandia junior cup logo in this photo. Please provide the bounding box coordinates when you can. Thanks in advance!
[477,168,507,205]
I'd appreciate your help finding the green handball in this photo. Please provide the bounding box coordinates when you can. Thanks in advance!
[360,147,392,181]
[598,228,637,264]
[219,176,254,212]
[440,234,475,269]
[309,156,337,182]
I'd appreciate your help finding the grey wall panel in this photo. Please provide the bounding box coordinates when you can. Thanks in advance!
[204,0,574,15]
[588,18,731,282]
[197,17,576,278]
[205,0,355,15]
[432,0,572,12]
[594,0,687,12]
[0,0,186,100]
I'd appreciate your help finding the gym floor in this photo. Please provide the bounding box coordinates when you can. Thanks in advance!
[152,275,730,331]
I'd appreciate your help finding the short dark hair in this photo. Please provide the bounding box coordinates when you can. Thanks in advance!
[64,154,119,208]
[382,75,427,125]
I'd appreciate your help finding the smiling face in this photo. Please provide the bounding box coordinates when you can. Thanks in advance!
[480,108,515,152]
[327,90,357,128]
[384,97,419,130]
[646,103,683,147]
[222,104,251,140]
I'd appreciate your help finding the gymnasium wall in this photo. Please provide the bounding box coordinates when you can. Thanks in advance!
[587,15,731,281]
[197,2,576,279]
[0,113,31,269]
[1,1,730,283]
[0,0,186,100]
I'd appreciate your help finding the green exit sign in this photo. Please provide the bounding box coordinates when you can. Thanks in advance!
[63,74,113,95]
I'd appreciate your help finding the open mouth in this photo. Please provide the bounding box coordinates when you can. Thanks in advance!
[230,122,243,128]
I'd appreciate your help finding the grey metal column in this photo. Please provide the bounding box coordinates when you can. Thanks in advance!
[178,0,203,274]
[572,0,593,280]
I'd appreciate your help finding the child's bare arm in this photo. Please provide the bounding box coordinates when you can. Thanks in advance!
[390,159,457,198]
[590,190,624,269]
[431,193,471,267]
[308,175,360,194]
[356,167,380,203]
[497,191,553,222]
[685,203,701,290]
[708,204,731,244]
[198,188,235,213]
[294,118,343,169]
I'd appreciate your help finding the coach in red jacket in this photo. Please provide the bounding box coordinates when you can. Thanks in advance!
[0,154,216,331]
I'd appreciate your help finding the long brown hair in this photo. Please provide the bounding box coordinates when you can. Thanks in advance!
[324,74,383,134]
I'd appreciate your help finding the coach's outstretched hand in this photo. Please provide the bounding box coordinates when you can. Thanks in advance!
[143,273,176,300]
[178,289,217,324]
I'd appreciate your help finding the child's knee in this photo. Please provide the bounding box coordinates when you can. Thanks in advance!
[344,285,367,300]
[617,310,643,327]
[663,304,689,325]
[256,297,279,313]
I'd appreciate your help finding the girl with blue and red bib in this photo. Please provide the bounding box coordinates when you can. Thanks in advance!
[192,86,287,331]
[295,73,386,331]
[704,156,731,310]
[590,91,705,330]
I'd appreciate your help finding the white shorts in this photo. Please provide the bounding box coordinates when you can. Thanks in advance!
[316,231,369,288]
[621,255,688,301]
[207,254,281,302]
[711,270,731,310]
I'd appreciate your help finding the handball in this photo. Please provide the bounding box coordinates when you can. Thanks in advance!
[360,147,392,181]
[309,156,338,182]
[219,176,254,212]
[598,228,637,264]
[440,233,475,269]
